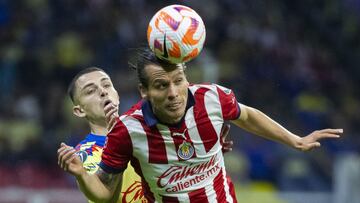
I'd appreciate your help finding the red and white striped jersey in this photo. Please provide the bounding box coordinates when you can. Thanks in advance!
[100,83,240,203]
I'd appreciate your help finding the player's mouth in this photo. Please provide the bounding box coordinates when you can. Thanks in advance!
[166,102,182,111]
[103,99,112,108]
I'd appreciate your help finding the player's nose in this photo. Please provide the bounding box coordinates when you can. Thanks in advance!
[100,87,108,97]
[167,84,178,100]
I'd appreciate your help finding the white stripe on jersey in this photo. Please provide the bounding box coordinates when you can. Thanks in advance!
[203,86,224,151]
[157,125,177,166]
[122,117,159,200]
[185,107,207,158]
[222,167,234,203]
[205,184,216,203]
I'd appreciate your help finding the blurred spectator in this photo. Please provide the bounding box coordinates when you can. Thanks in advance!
[334,153,360,203]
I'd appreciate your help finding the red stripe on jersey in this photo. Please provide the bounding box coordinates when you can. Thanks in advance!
[132,115,168,164]
[189,187,208,202]
[216,86,240,120]
[123,100,143,115]
[193,88,218,152]
[101,120,132,171]
[213,170,227,203]
[131,158,156,202]
[227,176,238,203]
[162,195,179,203]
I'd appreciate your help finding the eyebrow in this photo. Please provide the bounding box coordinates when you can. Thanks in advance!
[81,82,95,91]
[153,78,168,83]
[100,77,110,82]
[80,77,110,91]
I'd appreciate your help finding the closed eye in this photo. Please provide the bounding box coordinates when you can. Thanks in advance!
[86,88,95,95]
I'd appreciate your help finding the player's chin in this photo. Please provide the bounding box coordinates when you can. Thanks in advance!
[166,110,185,122]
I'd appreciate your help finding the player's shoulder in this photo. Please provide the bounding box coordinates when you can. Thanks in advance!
[111,110,144,134]
[76,134,106,151]
[189,83,232,95]
[122,100,143,116]
[120,99,147,122]
[120,108,144,123]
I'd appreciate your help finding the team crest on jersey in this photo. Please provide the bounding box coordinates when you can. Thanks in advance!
[76,150,88,163]
[178,141,194,160]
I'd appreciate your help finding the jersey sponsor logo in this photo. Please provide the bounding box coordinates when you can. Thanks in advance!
[157,155,221,192]
[177,141,194,160]
[223,88,232,95]
[122,181,148,203]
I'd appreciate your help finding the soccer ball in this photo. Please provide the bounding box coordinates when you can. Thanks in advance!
[147,4,206,64]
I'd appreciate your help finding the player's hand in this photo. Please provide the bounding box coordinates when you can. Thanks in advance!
[57,143,86,177]
[296,128,343,151]
[221,124,233,153]
[104,102,119,131]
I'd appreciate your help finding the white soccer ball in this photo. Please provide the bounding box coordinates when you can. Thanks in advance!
[147,4,206,64]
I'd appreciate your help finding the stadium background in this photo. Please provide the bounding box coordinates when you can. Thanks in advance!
[0,0,359,202]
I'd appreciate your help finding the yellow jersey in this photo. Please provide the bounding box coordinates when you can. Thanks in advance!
[76,133,147,203]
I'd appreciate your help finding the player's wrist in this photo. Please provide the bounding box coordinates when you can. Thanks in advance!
[74,168,88,180]
[293,136,306,151]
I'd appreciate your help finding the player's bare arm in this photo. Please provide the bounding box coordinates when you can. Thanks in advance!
[57,143,121,202]
[96,167,122,195]
[231,104,343,151]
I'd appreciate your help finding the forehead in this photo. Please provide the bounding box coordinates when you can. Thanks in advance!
[76,71,110,89]
[145,63,185,80]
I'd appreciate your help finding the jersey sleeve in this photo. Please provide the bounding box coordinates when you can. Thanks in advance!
[99,119,133,174]
[215,84,241,120]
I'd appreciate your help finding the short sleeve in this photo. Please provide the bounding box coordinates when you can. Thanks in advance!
[99,119,133,174]
[215,84,240,120]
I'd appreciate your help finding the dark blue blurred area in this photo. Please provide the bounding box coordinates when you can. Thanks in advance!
[0,0,359,191]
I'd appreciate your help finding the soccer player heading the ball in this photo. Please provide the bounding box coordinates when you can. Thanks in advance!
[58,49,342,202]
[59,66,234,202]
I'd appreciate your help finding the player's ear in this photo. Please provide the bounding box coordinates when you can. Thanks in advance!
[138,84,148,99]
[73,105,86,118]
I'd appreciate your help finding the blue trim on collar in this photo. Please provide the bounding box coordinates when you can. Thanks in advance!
[76,133,106,147]
[142,89,195,127]
[142,100,158,127]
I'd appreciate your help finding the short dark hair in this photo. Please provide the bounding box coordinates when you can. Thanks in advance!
[67,67,106,104]
[129,48,186,88]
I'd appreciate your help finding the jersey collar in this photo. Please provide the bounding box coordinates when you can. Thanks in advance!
[142,89,195,128]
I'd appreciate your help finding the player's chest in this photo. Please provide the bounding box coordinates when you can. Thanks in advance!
[132,116,223,164]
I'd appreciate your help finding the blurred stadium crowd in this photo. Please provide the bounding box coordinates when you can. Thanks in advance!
[0,0,359,195]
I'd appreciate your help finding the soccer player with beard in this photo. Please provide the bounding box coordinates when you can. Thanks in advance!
[61,66,234,202]
[58,50,342,202]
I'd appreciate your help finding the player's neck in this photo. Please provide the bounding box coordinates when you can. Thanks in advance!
[89,122,108,136]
